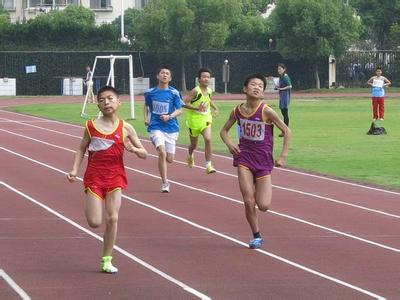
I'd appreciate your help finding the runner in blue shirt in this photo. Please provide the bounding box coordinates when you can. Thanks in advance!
[144,66,183,192]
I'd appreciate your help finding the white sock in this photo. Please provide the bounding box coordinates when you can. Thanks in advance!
[205,161,211,167]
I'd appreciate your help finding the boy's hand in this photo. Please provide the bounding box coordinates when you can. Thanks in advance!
[213,107,220,117]
[67,171,77,183]
[227,143,240,155]
[160,114,171,122]
[274,156,286,167]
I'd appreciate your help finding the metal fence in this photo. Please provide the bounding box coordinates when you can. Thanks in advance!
[336,50,400,87]
[2,50,396,95]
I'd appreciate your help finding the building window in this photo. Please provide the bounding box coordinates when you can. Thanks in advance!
[27,0,80,8]
[135,0,148,9]
[90,0,111,9]
[2,0,15,10]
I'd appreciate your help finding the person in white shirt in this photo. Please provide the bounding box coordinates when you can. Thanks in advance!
[84,65,95,103]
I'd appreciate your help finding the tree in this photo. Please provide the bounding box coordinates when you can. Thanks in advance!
[186,0,241,67]
[350,0,400,49]
[271,0,361,88]
[134,0,241,90]
[135,0,194,90]
[0,5,10,28]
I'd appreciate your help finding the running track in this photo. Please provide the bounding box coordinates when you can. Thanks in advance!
[1,102,400,299]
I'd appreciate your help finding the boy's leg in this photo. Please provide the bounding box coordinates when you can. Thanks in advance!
[379,97,384,120]
[237,166,258,234]
[103,188,122,257]
[156,145,168,183]
[202,126,216,173]
[188,135,198,156]
[372,98,378,120]
[84,189,103,228]
[202,126,212,162]
[255,175,272,212]
[187,135,198,167]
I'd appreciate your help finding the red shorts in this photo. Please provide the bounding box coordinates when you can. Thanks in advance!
[85,186,122,201]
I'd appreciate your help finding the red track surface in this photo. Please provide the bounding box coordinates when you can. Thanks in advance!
[1,99,400,299]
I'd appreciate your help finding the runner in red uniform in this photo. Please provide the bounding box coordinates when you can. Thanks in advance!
[67,86,148,273]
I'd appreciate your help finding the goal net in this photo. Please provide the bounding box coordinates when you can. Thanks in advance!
[80,55,135,119]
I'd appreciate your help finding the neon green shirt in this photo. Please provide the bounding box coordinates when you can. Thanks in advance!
[186,86,212,128]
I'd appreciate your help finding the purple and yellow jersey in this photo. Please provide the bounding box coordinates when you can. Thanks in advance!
[233,102,274,176]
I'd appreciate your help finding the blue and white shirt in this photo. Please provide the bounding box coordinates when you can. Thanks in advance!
[371,76,387,97]
[145,86,183,133]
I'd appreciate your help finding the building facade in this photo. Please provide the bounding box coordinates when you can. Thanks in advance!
[1,0,148,24]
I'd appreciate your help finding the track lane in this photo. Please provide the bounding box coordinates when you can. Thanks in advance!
[0,133,396,298]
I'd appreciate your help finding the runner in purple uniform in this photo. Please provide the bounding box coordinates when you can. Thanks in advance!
[220,73,291,249]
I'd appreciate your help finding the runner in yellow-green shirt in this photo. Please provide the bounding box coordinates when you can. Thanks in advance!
[184,68,219,174]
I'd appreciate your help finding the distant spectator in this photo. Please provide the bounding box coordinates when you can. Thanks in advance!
[367,66,391,122]
[84,65,95,103]
[275,63,292,137]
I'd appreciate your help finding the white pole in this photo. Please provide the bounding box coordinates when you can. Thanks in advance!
[129,55,135,119]
[121,0,125,39]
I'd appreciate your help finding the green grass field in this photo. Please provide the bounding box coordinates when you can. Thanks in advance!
[8,98,400,189]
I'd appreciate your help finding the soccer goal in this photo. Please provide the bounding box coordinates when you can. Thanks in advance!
[80,54,135,119]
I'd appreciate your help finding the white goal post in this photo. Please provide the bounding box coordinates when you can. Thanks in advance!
[81,54,135,119]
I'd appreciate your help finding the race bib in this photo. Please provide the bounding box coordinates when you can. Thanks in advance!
[240,119,265,141]
[152,101,169,115]
[372,79,384,88]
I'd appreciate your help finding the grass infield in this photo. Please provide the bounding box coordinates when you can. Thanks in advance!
[8,97,400,189]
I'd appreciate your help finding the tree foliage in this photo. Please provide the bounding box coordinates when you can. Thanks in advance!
[0,5,119,50]
[271,0,361,88]
[350,0,400,49]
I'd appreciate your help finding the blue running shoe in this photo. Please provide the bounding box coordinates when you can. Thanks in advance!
[249,237,264,249]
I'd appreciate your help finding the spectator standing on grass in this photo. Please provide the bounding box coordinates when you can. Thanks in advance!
[367,66,391,123]
[276,63,292,137]
[84,65,95,103]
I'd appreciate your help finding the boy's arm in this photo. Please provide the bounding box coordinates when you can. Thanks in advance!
[384,77,391,86]
[183,88,200,111]
[264,107,291,167]
[210,100,220,116]
[220,110,240,155]
[367,76,374,86]
[124,123,148,159]
[144,103,150,126]
[160,94,183,122]
[67,129,90,182]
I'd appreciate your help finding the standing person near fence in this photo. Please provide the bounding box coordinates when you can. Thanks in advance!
[220,73,291,249]
[67,86,148,273]
[84,65,95,103]
[184,67,219,173]
[276,63,292,137]
[367,66,391,123]
[144,66,183,193]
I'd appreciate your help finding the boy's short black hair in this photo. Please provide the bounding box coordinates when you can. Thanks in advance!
[198,67,212,78]
[157,65,172,75]
[97,85,119,99]
[244,73,267,90]
[375,66,383,71]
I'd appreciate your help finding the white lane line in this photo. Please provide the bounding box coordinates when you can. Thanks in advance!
[2,132,400,254]
[1,109,399,196]
[1,127,400,223]
[0,269,31,300]
[0,181,210,300]
[0,156,386,299]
